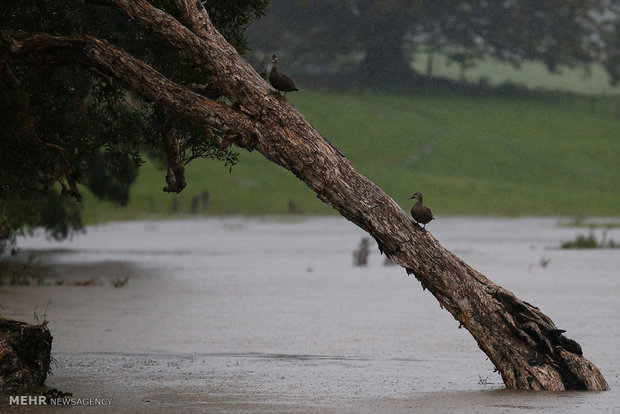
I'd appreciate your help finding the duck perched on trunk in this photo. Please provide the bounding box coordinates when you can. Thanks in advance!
[409,192,434,229]
[269,54,298,97]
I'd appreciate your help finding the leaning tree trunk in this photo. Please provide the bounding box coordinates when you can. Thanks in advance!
[1,0,608,390]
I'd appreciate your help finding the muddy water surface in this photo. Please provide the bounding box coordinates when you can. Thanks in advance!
[1,217,619,413]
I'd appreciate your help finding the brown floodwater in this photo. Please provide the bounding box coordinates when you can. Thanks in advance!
[1,217,619,413]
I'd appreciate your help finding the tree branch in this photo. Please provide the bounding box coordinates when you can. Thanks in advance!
[162,116,186,193]
[0,30,261,151]
[98,0,290,113]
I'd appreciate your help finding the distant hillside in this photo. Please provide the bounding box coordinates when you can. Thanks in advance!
[81,89,620,222]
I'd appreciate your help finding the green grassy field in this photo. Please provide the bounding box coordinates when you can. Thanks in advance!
[81,88,620,223]
[410,54,620,96]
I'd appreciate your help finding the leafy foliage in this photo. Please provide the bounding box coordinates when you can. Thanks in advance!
[0,0,269,253]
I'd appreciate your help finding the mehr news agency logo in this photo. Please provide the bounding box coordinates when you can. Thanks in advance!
[9,395,112,406]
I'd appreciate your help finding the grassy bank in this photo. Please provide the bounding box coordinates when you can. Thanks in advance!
[82,89,620,223]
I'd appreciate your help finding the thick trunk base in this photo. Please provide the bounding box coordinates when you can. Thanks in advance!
[0,319,53,394]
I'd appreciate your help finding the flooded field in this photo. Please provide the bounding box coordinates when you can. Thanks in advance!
[1,217,619,413]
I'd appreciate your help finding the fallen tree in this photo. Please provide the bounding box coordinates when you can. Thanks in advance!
[0,0,609,390]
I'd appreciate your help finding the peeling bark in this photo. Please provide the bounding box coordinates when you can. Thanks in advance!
[0,1,609,390]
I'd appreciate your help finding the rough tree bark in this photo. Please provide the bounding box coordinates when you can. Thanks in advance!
[0,319,52,393]
[0,0,609,391]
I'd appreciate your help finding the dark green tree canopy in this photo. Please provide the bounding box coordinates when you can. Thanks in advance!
[0,0,268,252]
[249,0,619,87]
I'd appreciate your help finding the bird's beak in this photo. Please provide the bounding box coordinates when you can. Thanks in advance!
[408,195,415,199]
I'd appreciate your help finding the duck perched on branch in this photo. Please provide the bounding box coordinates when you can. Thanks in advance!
[269,54,298,97]
[409,192,434,229]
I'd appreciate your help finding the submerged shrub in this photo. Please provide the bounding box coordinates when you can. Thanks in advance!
[561,230,618,249]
